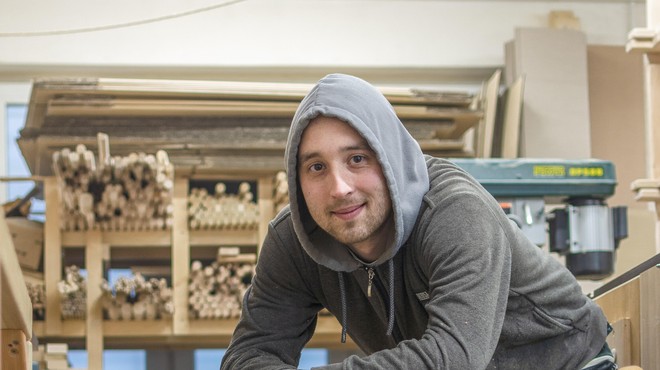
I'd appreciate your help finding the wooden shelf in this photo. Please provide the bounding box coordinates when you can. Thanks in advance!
[62,230,172,247]
[190,229,259,246]
[32,316,351,349]
[60,229,259,248]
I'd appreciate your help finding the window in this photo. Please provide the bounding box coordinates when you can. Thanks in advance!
[5,104,45,220]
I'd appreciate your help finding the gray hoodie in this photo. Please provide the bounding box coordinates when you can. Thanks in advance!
[221,74,608,369]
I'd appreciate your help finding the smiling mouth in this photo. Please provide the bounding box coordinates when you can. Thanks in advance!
[332,204,364,220]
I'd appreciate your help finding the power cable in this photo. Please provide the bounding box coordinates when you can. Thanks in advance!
[0,0,247,37]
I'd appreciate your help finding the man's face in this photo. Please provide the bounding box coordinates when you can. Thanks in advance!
[297,116,393,262]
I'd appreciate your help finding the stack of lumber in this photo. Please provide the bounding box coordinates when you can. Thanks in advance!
[52,134,174,232]
[24,270,45,320]
[99,272,173,321]
[18,78,484,177]
[188,250,255,320]
[188,182,259,230]
[57,265,86,320]
[273,171,288,213]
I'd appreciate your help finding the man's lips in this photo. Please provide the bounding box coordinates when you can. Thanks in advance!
[331,204,364,220]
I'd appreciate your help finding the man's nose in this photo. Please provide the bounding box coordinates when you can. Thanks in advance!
[328,168,353,198]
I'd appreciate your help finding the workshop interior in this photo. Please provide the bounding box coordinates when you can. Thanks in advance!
[0,1,658,369]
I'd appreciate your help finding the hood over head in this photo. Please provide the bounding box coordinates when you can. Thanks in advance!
[285,73,429,272]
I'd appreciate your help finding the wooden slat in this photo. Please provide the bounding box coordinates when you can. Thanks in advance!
[0,212,32,335]
[85,230,104,370]
[608,319,633,367]
[189,229,258,246]
[639,266,659,370]
[45,97,481,123]
[1,330,29,370]
[172,178,190,335]
[62,230,172,247]
[44,177,62,335]
[35,77,475,107]
[477,70,501,158]
[594,277,641,365]
[501,75,525,158]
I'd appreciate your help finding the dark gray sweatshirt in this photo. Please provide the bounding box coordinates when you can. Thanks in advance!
[221,74,608,369]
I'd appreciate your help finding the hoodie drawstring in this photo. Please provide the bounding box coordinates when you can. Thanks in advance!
[386,258,395,337]
[337,271,348,343]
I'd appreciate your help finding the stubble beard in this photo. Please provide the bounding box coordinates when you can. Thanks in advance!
[318,199,392,249]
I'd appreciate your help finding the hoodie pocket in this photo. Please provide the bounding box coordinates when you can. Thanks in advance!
[531,305,573,332]
[500,292,575,347]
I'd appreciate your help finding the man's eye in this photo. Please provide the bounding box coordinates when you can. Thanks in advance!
[310,163,324,172]
[351,155,365,164]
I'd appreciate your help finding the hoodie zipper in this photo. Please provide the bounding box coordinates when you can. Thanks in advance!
[365,267,375,297]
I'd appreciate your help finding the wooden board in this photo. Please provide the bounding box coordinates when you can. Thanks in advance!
[506,28,591,159]
[0,212,32,335]
[501,75,525,158]
[476,70,501,158]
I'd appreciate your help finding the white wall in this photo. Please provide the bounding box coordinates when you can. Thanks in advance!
[0,0,648,195]
[0,0,646,79]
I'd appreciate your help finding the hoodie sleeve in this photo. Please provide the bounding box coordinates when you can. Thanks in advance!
[314,185,513,369]
[221,221,323,370]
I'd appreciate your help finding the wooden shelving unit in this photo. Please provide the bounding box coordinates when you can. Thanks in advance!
[23,77,473,369]
[37,174,354,370]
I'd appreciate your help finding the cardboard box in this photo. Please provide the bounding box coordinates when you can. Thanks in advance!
[5,217,44,271]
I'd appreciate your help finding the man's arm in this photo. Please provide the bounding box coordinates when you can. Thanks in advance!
[221,222,323,369]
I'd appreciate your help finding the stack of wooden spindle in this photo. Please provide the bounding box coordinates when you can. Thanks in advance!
[57,265,86,319]
[99,272,173,321]
[26,279,46,320]
[273,171,289,213]
[188,257,255,319]
[52,133,174,231]
[188,182,259,230]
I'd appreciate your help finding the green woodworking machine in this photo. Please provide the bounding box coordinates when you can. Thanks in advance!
[452,158,628,280]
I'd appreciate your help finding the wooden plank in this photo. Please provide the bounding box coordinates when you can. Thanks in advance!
[594,277,641,365]
[608,319,633,367]
[501,75,525,158]
[1,330,28,370]
[172,178,189,335]
[510,28,592,159]
[634,188,660,202]
[0,213,32,335]
[44,177,62,335]
[45,97,481,123]
[63,230,172,247]
[631,178,660,190]
[639,266,659,370]
[103,321,173,337]
[189,229,258,247]
[34,77,475,107]
[477,70,501,158]
[85,230,104,370]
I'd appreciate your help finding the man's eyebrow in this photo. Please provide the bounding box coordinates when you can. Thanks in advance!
[298,143,372,166]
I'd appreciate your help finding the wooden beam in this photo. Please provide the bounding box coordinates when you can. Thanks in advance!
[0,212,32,335]
[172,178,190,335]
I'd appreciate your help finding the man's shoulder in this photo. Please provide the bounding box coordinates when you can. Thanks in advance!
[271,204,292,227]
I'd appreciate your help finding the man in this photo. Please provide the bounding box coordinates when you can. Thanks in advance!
[221,74,612,369]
